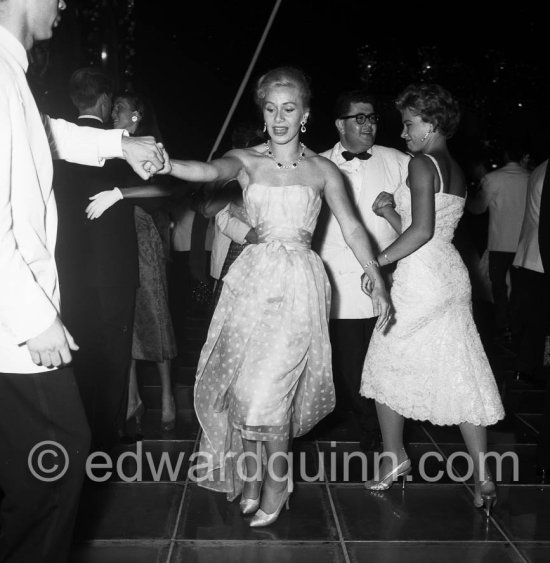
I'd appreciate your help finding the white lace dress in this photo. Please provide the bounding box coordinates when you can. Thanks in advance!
[360,156,505,426]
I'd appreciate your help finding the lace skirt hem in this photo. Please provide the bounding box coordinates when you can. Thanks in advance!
[360,392,505,427]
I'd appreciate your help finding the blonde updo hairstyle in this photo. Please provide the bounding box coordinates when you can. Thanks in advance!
[254,66,312,111]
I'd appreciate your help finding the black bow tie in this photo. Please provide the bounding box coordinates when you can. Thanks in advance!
[341,150,371,161]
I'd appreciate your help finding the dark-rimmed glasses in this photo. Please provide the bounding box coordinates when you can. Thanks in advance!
[339,112,380,125]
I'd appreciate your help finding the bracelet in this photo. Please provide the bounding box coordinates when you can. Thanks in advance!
[363,258,380,270]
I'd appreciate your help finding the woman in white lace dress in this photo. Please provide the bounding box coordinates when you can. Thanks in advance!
[360,84,504,515]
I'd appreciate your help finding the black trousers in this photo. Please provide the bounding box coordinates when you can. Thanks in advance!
[0,367,90,563]
[69,285,135,451]
[540,374,550,468]
[329,318,378,433]
[488,250,517,331]
[513,268,548,376]
[511,268,550,465]
[169,251,194,336]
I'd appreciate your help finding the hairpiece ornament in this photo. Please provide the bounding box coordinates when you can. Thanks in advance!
[266,141,306,169]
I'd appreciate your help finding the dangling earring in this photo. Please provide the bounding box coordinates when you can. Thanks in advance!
[420,126,432,142]
[263,123,267,133]
[300,120,307,134]
[131,115,138,123]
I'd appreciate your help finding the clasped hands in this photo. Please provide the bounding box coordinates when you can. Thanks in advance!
[121,136,172,179]
[372,191,395,217]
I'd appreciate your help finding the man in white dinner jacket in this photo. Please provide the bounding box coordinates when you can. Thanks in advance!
[315,89,409,451]
[0,1,165,561]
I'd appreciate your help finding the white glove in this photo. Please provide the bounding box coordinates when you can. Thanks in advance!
[86,187,123,220]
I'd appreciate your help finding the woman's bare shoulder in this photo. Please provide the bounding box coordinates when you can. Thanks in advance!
[408,153,437,173]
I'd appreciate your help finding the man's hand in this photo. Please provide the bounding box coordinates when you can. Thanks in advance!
[26,317,79,368]
[154,143,173,175]
[121,136,165,179]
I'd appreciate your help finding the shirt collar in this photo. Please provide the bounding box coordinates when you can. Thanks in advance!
[78,115,104,123]
[502,161,522,170]
[0,25,29,72]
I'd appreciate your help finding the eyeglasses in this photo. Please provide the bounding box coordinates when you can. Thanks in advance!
[339,112,380,125]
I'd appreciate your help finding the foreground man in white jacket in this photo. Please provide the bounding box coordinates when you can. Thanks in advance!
[0,1,165,561]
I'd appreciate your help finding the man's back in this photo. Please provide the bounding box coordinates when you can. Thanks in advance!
[478,162,529,252]
[54,118,138,291]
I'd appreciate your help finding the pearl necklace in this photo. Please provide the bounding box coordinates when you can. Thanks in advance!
[266,141,306,169]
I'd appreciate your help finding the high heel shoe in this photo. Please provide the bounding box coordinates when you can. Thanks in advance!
[161,396,176,432]
[364,458,411,491]
[474,478,497,517]
[240,485,262,515]
[126,400,145,425]
[240,466,266,514]
[249,479,293,527]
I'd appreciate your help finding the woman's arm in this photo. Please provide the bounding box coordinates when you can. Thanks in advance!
[85,147,244,221]
[321,160,392,330]
[85,184,175,220]
[372,191,402,234]
[162,149,244,184]
[378,206,402,233]
[119,184,173,198]
[377,155,435,266]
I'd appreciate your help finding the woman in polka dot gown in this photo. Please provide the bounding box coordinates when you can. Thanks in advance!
[159,67,392,526]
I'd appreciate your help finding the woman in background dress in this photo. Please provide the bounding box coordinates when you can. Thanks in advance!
[87,93,177,431]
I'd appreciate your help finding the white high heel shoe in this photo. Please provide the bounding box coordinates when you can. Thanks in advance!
[249,479,293,527]
[239,481,263,515]
[364,458,411,491]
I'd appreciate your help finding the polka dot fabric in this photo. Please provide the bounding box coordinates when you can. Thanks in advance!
[194,183,335,500]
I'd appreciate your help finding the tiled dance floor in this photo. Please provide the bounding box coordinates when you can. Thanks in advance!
[70,310,550,563]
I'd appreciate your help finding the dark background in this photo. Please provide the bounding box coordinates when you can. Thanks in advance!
[31,0,550,174]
